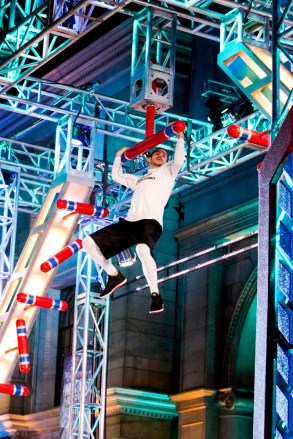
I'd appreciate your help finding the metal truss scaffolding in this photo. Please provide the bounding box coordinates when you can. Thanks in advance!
[272,0,293,131]
[69,222,109,439]
[129,7,176,114]
[0,0,131,87]
[0,1,289,219]
[0,0,292,91]
[0,75,269,214]
[0,164,20,297]
[218,6,293,128]
[0,1,292,438]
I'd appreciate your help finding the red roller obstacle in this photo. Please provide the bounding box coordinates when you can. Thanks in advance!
[56,199,109,219]
[122,120,186,161]
[0,383,29,396]
[40,239,83,273]
[227,125,270,147]
[16,319,30,374]
[17,292,68,312]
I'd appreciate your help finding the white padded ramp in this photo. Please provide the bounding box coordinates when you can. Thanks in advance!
[0,169,94,388]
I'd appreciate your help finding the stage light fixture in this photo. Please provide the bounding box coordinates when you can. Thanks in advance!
[0,169,16,188]
[72,125,91,147]
[117,249,137,267]
[205,96,254,130]
[72,125,84,146]
[205,97,224,130]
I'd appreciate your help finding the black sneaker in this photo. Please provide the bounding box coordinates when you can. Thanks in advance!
[149,293,164,314]
[99,271,127,299]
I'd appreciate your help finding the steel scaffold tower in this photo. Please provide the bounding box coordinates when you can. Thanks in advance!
[0,0,132,87]
[52,117,110,438]
[0,165,20,297]
[272,0,293,132]
[0,1,292,438]
[68,220,109,439]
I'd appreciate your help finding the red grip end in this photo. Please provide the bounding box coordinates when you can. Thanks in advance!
[17,292,26,303]
[172,120,186,133]
[76,239,83,248]
[102,208,109,218]
[20,365,31,374]
[22,387,30,396]
[56,199,67,209]
[40,262,51,273]
[227,125,241,138]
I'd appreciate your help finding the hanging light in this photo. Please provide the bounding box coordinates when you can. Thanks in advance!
[72,124,91,147]
[72,124,84,146]
[116,249,136,267]
[205,97,225,130]
[205,96,254,130]
[0,169,16,188]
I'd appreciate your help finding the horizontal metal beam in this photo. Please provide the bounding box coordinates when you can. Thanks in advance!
[0,76,211,140]
[1,0,292,93]
[0,109,268,216]
[0,0,133,88]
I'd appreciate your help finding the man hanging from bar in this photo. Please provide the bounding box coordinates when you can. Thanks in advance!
[82,129,185,314]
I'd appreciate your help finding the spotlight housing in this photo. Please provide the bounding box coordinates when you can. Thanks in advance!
[117,249,136,267]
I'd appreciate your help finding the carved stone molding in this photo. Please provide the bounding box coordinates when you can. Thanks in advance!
[216,387,254,411]
[0,407,60,436]
[171,388,217,412]
[106,387,178,420]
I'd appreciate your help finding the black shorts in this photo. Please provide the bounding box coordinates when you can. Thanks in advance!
[89,218,162,259]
